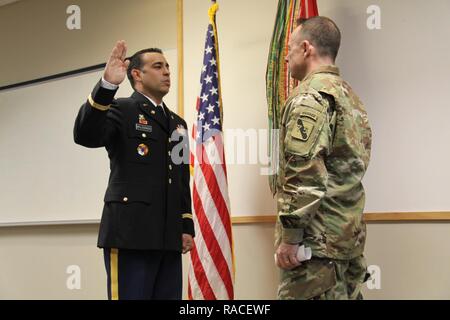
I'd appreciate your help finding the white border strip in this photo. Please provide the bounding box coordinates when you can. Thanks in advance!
[0,219,101,227]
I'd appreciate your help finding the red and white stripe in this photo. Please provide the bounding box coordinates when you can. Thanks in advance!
[188,106,234,300]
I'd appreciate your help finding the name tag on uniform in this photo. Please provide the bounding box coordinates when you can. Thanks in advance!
[136,123,153,133]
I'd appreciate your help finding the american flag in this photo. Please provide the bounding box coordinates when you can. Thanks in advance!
[188,3,235,300]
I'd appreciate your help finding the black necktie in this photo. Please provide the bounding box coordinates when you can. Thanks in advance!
[159,105,169,129]
[158,105,167,118]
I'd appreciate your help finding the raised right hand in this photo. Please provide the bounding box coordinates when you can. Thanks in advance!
[103,40,130,85]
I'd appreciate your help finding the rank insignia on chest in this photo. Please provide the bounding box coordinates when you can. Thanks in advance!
[139,114,148,125]
[137,143,149,156]
[136,115,152,133]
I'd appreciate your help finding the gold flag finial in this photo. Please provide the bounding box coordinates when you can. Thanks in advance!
[208,2,219,22]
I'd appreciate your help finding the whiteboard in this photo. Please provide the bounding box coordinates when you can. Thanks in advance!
[0,49,178,225]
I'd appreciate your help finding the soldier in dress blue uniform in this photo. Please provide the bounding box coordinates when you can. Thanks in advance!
[74,41,195,300]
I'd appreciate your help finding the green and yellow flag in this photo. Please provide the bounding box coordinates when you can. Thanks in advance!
[266,0,319,194]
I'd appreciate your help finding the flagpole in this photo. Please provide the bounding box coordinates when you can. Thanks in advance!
[176,0,184,117]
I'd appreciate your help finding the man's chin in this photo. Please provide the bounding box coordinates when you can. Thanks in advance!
[291,71,305,81]
[160,88,170,96]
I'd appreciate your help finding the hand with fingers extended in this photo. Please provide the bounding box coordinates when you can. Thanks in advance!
[103,40,130,85]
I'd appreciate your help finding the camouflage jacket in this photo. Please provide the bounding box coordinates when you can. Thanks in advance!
[275,65,372,260]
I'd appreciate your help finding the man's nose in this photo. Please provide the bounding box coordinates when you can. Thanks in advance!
[163,67,170,75]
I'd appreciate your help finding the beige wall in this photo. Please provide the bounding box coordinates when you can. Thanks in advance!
[362,223,450,300]
[0,223,279,299]
[1,222,450,299]
[0,0,176,87]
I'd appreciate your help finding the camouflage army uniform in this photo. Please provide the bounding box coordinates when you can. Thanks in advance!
[275,65,372,300]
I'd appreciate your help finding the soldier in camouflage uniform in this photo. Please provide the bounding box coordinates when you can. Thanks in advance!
[274,16,372,300]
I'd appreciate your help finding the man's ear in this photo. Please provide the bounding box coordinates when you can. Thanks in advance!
[302,40,312,58]
[131,68,142,84]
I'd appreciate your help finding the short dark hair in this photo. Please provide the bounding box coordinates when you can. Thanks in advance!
[126,48,163,89]
[296,16,341,61]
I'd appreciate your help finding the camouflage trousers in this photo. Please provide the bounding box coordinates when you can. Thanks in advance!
[277,255,367,300]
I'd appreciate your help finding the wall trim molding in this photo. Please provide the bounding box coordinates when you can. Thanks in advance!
[1,212,450,228]
[231,212,450,224]
[363,212,450,222]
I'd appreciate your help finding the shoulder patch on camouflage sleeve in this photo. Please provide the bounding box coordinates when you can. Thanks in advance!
[284,94,328,158]
[291,117,314,142]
